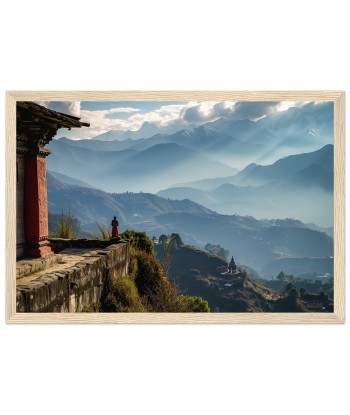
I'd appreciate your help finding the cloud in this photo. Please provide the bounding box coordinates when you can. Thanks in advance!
[229,102,281,121]
[181,101,235,123]
[108,107,140,113]
[180,101,284,123]
[79,109,132,136]
[53,100,329,140]
[296,101,333,114]
[104,107,140,119]
[128,104,185,129]
[39,101,81,117]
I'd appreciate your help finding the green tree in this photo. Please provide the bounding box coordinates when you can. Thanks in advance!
[204,243,229,261]
[287,288,300,304]
[170,233,183,247]
[162,233,178,275]
[159,234,168,244]
[283,282,295,294]
[299,287,307,298]
[277,271,285,281]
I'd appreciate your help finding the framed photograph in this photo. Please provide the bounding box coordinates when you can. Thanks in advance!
[6,91,345,323]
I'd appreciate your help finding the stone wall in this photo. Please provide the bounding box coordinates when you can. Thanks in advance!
[16,241,130,312]
[49,238,116,253]
[17,253,64,279]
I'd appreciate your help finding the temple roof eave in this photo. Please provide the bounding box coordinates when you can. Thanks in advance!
[17,101,90,129]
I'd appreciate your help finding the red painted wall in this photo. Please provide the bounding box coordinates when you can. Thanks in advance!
[24,156,52,257]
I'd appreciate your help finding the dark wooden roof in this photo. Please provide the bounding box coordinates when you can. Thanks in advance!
[17,101,90,129]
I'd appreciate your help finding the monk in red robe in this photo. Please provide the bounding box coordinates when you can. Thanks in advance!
[111,216,119,238]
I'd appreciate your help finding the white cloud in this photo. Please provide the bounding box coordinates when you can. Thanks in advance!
[128,104,184,128]
[53,100,320,140]
[107,107,140,114]
[38,101,81,117]
[276,101,298,112]
[180,101,236,123]
[37,102,141,139]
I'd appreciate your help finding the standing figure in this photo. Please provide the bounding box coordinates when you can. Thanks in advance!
[111,216,119,238]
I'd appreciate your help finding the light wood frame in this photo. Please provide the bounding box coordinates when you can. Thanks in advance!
[5,91,345,324]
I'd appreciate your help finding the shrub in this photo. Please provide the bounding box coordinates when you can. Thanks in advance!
[121,230,155,256]
[133,250,165,297]
[49,210,81,239]
[204,243,229,261]
[101,240,213,313]
[81,303,101,312]
[159,234,168,244]
[85,223,112,240]
[96,223,112,240]
[132,250,188,312]
[178,295,210,312]
[170,233,184,247]
[101,276,145,312]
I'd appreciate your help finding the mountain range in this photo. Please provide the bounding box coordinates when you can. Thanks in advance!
[47,139,237,193]
[46,102,334,279]
[157,145,333,226]
[47,102,333,195]
[47,172,333,277]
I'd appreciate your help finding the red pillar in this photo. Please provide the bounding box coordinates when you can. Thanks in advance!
[24,156,52,257]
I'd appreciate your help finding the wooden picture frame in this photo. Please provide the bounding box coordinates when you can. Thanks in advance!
[5,90,345,324]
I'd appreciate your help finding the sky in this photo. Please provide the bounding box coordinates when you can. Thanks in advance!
[38,100,321,140]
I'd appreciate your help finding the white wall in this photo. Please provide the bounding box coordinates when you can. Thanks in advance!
[0,1,349,415]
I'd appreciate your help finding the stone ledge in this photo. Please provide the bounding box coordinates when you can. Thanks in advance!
[49,237,127,253]
[16,241,130,312]
[16,254,63,279]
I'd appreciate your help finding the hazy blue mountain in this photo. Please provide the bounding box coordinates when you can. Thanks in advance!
[47,139,137,175]
[45,103,334,282]
[289,163,333,191]
[47,172,212,233]
[47,174,333,276]
[231,144,333,187]
[256,103,334,147]
[111,142,236,178]
[157,145,333,226]
[52,103,333,186]
[47,140,237,193]
[47,107,334,227]
[304,223,333,238]
[56,136,145,152]
[47,170,95,188]
[47,173,127,225]
[166,144,333,191]
[92,121,165,141]
[261,257,334,278]
[206,118,274,145]
[54,101,333,170]
[154,212,333,270]
[159,181,333,228]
